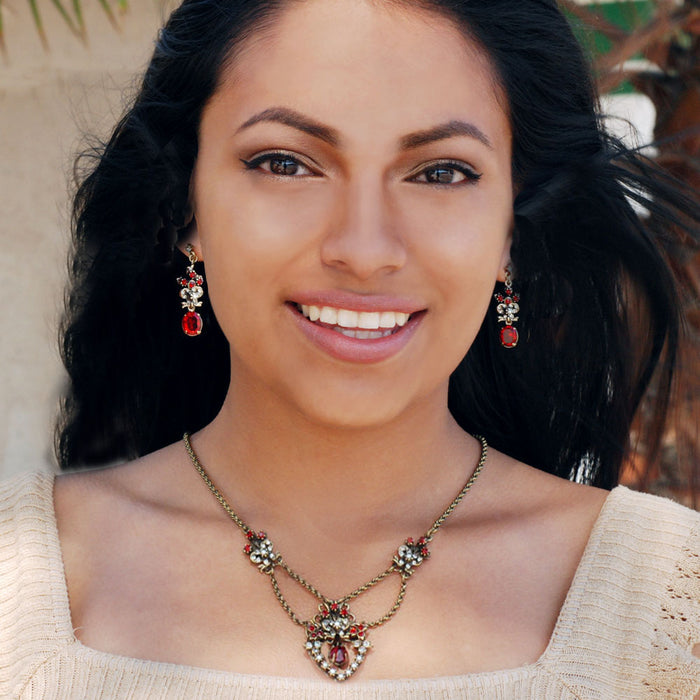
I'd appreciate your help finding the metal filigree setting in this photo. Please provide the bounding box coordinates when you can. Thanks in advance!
[305,602,371,681]
[393,537,430,576]
[495,292,520,326]
[177,252,204,313]
[243,530,280,574]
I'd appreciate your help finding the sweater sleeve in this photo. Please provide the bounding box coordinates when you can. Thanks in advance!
[643,518,700,698]
[0,472,72,699]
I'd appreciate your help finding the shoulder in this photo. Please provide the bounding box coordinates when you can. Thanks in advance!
[558,486,700,697]
[0,471,74,697]
[598,486,699,568]
[0,470,56,541]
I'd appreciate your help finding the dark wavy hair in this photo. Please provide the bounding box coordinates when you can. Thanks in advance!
[57,0,699,489]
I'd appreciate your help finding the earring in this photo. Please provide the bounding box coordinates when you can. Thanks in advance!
[494,264,520,348]
[177,244,205,337]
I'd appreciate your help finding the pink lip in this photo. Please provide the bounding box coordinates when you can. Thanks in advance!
[287,304,426,364]
[290,290,425,314]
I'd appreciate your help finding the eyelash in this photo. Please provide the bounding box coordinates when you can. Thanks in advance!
[240,153,482,186]
[240,152,317,177]
[410,160,482,186]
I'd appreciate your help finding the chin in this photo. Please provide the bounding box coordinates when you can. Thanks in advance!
[289,379,438,433]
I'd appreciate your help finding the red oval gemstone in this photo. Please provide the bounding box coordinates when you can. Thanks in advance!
[243,544,252,554]
[329,645,348,669]
[182,312,202,337]
[500,325,519,348]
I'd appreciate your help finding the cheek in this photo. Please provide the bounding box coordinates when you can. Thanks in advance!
[195,177,333,310]
[400,187,512,287]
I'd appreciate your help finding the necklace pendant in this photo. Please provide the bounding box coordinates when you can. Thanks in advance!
[305,602,371,681]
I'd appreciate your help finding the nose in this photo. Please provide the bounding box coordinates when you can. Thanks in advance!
[320,177,407,281]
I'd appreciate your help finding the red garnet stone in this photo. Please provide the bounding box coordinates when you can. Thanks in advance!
[500,325,519,348]
[182,311,203,337]
[329,644,349,669]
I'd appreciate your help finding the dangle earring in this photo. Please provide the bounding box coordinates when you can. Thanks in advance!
[494,264,520,348]
[177,244,205,337]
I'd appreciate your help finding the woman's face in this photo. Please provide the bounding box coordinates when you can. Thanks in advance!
[192,0,514,428]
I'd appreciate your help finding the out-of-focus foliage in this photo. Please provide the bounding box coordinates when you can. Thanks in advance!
[0,0,128,53]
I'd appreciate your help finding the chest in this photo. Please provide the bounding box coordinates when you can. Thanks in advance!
[67,514,581,680]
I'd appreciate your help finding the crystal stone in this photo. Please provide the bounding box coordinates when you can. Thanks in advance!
[329,644,349,669]
[182,311,203,337]
[500,325,519,348]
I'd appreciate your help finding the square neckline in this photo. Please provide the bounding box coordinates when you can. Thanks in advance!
[38,471,623,689]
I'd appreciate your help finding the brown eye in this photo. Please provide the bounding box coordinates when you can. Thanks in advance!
[410,161,482,186]
[241,152,316,177]
[270,157,300,175]
[424,167,461,184]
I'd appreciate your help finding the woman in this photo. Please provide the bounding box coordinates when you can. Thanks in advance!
[1,0,698,697]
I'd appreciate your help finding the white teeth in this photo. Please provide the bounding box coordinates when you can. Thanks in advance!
[379,311,397,328]
[336,328,394,339]
[358,312,380,330]
[337,309,359,328]
[298,304,414,331]
[319,306,338,325]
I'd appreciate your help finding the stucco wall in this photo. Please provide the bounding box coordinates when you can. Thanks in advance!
[0,1,176,478]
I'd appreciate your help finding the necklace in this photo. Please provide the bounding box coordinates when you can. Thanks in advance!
[183,432,487,682]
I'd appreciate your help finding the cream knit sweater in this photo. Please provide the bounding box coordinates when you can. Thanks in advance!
[0,473,698,699]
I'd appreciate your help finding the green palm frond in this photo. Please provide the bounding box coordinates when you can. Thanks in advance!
[0,0,129,54]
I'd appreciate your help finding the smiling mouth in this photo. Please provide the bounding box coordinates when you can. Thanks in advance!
[291,303,416,339]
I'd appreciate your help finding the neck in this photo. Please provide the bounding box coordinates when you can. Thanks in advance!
[191,379,478,542]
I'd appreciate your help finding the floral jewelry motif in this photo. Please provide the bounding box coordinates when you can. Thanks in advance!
[177,244,205,336]
[243,530,280,574]
[494,264,520,348]
[305,602,371,681]
[393,537,430,576]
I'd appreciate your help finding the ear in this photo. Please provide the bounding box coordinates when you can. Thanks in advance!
[175,213,203,261]
[496,222,514,283]
[175,176,203,260]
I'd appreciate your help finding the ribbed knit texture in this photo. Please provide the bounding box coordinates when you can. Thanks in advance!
[0,473,698,699]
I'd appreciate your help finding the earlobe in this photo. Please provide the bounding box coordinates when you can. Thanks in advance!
[175,217,203,261]
[497,239,513,283]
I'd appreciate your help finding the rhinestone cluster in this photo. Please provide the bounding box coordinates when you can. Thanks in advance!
[393,537,430,576]
[243,530,280,574]
[177,266,204,312]
[494,291,520,326]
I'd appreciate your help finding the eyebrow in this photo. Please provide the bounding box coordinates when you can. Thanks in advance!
[400,121,493,151]
[237,107,492,151]
[238,107,340,147]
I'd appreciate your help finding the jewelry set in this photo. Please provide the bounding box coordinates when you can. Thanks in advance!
[173,242,515,680]
[176,245,521,348]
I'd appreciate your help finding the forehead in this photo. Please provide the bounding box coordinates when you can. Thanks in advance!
[212,0,510,151]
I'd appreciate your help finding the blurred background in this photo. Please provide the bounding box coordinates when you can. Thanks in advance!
[0,0,697,505]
